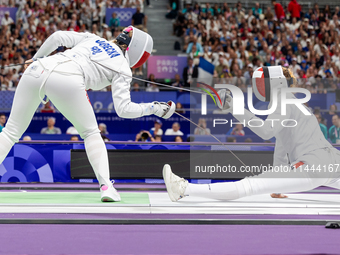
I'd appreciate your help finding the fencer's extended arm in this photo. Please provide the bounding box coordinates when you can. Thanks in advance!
[233,109,286,140]
[111,73,153,118]
[33,31,93,59]
[219,90,288,140]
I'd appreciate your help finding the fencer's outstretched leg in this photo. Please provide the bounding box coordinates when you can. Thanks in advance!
[163,163,329,202]
[44,70,120,202]
[163,164,247,201]
[163,164,188,201]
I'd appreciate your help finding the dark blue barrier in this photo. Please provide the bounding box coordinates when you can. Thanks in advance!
[2,142,339,183]
[1,142,194,183]
[0,142,274,183]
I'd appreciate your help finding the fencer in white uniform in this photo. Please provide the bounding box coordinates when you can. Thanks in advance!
[163,66,340,202]
[0,26,175,202]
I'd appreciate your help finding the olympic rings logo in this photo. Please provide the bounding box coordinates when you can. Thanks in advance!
[116,11,133,21]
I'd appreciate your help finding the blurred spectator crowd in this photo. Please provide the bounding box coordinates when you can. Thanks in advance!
[0,0,149,91]
[2,0,340,143]
[170,0,340,93]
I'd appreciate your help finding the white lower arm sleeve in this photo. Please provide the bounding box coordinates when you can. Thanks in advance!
[111,74,156,118]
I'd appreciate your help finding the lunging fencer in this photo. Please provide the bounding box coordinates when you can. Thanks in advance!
[0,26,175,202]
[163,66,340,202]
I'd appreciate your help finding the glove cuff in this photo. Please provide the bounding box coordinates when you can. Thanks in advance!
[140,103,158,116]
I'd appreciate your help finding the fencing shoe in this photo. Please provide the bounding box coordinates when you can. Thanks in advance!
[100,181,121,202]
[163,164,188,202]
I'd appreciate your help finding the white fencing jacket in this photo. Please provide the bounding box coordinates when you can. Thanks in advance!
[234,92,333,166]
[32,31,152,118]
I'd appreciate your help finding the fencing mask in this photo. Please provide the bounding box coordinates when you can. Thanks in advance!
[116,26,153,68]
[252,66,288,102]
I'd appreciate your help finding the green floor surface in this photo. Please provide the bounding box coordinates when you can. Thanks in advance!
[0,192,149,205]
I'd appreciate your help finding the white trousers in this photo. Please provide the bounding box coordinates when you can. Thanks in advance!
[0,59,111,186]
[186,147,340,200]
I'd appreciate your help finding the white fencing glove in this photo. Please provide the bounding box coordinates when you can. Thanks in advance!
[142,101,176,119]
[216,89,233,113]
[153,101,176,119]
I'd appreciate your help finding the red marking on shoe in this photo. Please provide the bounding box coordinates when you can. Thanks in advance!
[101,185,108,191]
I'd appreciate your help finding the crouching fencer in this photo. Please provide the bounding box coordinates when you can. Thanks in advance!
[163,66,340,202]
[0,26,175,202]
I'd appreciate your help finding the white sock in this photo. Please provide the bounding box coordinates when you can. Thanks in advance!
[84,133,111,187]
[0,132,15,165]
[184,181,247,200]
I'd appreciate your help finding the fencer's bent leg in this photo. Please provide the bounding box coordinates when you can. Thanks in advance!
[83,133,110,186]
[44,71,111,187]
[0,72,44,164]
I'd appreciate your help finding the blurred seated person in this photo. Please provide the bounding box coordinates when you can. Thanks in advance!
[194,118,211,135]
[150,119,163,136]
[22,135,32,141]
[145,74,159,92]
[0,113,6,133]
[227,137,236,143]
[99,123,109,135]
[171,74,184,89]
[165,122,184,136]
[132,82,140,92]
[227,124,245,136]
[214,56,229,78]
[154,135,162,142]
[66,126,79,135]
[40,101,55,113]
[188,44,203,65]
[70,135,79,141]
[232,70,246,91]
[175,136,183,142]
[135,130,155,142]
[329,114,340,144]
[40,117,62,134]
[175,102,185,114]
[244,138,253,143]
[186,37,203,55]
[329,104,337,115]
[315,113,328,139]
